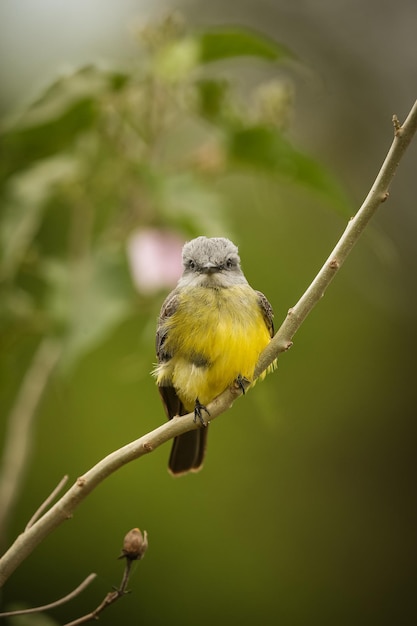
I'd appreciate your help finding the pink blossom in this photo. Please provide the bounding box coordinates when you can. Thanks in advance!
[127,229,184,294]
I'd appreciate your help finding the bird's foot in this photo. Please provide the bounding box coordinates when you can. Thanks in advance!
[235,374,250,395]
[194,398,210,427]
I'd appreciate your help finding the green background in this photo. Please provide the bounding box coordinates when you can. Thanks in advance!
[1,2,416,625]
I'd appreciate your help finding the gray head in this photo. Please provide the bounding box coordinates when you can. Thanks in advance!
[178,236,248,288]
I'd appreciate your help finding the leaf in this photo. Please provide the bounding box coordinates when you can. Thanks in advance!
[154,37,200,82]
[229,125,351,213]
[196,79,229,120]
[198,27,293,63]
[0,66,129,181]
[0,99,96,181]
[157,173,228,234]
[42,247,134,370]
[0,156,79,280]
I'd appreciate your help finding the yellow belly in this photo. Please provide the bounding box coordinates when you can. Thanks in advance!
[156,285,271,410]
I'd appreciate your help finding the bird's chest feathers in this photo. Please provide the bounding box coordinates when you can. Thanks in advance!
[167,286,262,355]
[162,285,270,405]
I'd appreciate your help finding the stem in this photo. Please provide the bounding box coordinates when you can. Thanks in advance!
[0,337,62,544]
[63,559,134,626]
[25,475,69,530]
[255,100,417,377]
[0,573,96,618]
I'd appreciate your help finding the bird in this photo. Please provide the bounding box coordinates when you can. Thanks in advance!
[154,236,274,475]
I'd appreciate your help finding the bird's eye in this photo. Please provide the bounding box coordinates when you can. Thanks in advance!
[226,258,234,269]
[188,259,196,270]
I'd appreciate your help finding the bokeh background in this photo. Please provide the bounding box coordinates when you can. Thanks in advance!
[1,1,416,625]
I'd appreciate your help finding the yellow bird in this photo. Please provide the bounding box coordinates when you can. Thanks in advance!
[154,236,274,475]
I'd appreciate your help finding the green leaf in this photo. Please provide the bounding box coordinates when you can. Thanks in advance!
[0,66,129,181]
[229,126,351,213]
[0,99,97,181]
[42,247,134,370]
[158,173,228,235]
[198,27,293,63]
[0,156,79,280]
[196,79,229,120]
[154,37,200,82]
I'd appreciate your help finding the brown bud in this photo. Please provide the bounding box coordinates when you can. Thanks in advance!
[119,528,148,561]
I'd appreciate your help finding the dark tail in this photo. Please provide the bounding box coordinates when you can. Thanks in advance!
[158,385,208,475]
[168,428,208,475]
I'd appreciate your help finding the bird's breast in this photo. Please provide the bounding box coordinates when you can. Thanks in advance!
[160,285,271,407]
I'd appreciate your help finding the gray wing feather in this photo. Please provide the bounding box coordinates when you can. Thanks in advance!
[256,290,274,338]
[156,289,179,362]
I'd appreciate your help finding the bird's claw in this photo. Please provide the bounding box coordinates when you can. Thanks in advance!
[194,398,210,427]
[235,374,250,395]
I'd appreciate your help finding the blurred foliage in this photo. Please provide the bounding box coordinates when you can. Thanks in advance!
[0,14,349,372]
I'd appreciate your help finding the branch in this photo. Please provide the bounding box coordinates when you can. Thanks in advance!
[0,100,416,587]
[0,573,97,618]
[0,337,62,544]
[254,101,417,377]
[63,528,148,626]
[25,475,69,530]
[0,528,147,622]
[63,563,131,626]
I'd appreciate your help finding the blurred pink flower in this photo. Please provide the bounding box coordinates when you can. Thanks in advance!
[127,229,184,294]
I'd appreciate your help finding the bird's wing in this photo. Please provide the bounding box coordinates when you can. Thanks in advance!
[155,288,184,420]
[155,289,179,363]
[256,290,274,338]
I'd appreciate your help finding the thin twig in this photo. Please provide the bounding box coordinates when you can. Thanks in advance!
[0,337,62,544]
[254,99,417,378]
[0,100,416,587]
[0,573,96,618]
[0,529,147,622]
[63,557,136,626]
[25,475,69,530]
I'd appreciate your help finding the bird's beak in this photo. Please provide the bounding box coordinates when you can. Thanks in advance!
[201,262,220,274]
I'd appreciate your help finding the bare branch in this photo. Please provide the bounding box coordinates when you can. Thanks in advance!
[63,528,148,626]
[0,337,62,543]
[25,475,69,530]
[254,99,417,378]
[0,100,416,587]
[0,573,96,618]
[63,564,132,626]
[0,529,147,623]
